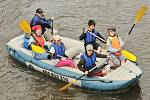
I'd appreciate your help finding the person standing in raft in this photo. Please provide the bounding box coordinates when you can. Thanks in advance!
[105,27,126,71]
[49,35,76,68]
[30,8,54,41]
[77,44,109,77]
[79,20,106,54]
[28,25,52,60]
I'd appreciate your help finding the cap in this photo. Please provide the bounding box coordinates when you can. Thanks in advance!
[107,27,116,32]
[36,8,43,14]
[32,25,42,31]
[86,44,93,51]
[53,35,61,41]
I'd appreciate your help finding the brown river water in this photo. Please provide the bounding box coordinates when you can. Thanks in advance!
[0,0,150,100]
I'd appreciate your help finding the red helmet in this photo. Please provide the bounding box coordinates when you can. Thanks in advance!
[32,25,42,31]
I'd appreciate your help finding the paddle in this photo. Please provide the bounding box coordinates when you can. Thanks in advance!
[31,44,46,53]
[19,20,42,47]
[58,60,107,92]
[122,5,147,61]
[124,5,148,42]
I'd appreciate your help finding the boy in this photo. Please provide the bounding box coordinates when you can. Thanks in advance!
[79,20,106,54]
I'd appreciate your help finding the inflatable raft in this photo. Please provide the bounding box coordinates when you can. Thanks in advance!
[6,35,143,91]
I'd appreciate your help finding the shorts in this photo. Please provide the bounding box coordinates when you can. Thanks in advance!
[109,53,126,66]
[34,53,49,60]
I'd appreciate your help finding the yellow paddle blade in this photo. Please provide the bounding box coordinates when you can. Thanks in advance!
[31,44,46,54]
[135,5,148,24]
[58,79,77,92]
[19,20,31,34]
[121,49,137,62]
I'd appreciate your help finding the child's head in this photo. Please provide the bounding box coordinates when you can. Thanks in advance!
[86,44,94,56]
[88,20,95,31]
[32,25,42,36]
[107,27,116,37]
[53,35,61,45]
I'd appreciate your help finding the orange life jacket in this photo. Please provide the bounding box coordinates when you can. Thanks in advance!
[33,34,45,48]
[109,36,121,57]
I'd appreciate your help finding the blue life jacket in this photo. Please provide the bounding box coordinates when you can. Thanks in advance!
[81,52,97,70]
[23,35,31,50]
[84,30,98,44]
[30,15,51,34]
[50,43,65,58]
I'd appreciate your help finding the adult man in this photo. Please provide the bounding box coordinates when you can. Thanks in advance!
[30,8,54,35]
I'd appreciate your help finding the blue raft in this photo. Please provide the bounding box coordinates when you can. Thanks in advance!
[6,35,143,91]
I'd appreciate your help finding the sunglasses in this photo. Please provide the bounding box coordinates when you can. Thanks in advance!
[56,39,61,41]
[108,30,112,32]
[88,50,93,51]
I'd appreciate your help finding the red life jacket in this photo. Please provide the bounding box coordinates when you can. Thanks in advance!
[33,34,45,48]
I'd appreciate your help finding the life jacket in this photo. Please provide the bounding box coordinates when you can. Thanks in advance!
[50,42,65,58]
[82,52,97,70]
[108,35,121,57]
[33,34,45,48]
[30,15,51,34]
[84,29,98,44]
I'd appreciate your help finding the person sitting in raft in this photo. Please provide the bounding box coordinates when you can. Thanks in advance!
[77,44,109,77]
[49,35,76,68]
[79,20,106,54]
[28,25,52,60]
[23,33,31,50]
[105,27,126,71]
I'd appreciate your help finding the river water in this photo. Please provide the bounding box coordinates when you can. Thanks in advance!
[0,0,150,100]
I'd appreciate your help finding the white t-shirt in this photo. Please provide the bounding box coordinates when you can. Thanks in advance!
[49,46,55,54]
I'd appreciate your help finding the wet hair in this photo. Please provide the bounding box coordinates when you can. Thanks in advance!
[88,20,95,26]
[107,27,116,32]
[36,8,43,14]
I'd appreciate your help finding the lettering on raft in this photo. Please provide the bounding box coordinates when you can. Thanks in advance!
[42,70,68,82]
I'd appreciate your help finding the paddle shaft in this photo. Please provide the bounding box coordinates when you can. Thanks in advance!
[128,23,136,35]
[124,23,136,43]
[30,33,42,47]
[76,60,109,81]
[88,31,106,43]
[51,20,54,35]
[77,63,101,80]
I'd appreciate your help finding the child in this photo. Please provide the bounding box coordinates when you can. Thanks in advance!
[49,35,76,68]
[106,27,126,70]
[28,25,52,60]
[79,20,106,54]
